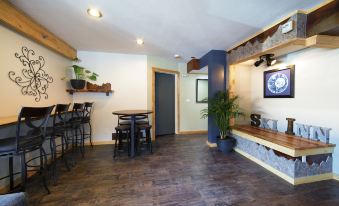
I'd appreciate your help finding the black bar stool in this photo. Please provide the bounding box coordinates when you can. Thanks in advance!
[46,104,71,185]
[65,103,85,158]
[136,115,153,154]
[0,106,54,194]
[81,102,94,148]
[113,125,131,158]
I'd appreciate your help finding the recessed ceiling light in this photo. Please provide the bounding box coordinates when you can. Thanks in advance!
[87,8,103,18]
[174,54,181,58]
[136,38,144,45]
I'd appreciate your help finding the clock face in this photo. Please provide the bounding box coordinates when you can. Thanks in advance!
[267,73,289,94]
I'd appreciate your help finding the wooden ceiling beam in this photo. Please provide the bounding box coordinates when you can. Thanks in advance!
[0,0,77,60]
[307,0,339,37]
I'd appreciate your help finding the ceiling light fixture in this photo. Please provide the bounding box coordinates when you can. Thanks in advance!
[174,54,181,58]
[254,54,277,67]
[87,8,103,18]
[136,38,144,45]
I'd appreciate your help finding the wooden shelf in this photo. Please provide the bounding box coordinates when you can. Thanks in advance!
[66,89,113,96]
[229,35,339,65]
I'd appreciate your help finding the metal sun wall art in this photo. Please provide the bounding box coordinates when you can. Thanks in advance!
[8,46,53,102]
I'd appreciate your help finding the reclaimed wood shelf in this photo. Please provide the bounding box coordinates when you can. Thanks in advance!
[229,35,339,65]
[232,125,336,157]
[66,89,113,96]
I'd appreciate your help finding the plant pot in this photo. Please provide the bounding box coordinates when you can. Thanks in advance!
[216,136,236,154]
[70,79,86,90]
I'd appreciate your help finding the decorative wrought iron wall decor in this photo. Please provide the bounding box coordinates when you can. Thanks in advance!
[8,46,53,102]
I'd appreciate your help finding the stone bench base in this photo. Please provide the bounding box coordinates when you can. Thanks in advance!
[233,134,333,185]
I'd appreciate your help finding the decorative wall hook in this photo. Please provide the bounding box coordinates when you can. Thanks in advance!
[8,46,53,102]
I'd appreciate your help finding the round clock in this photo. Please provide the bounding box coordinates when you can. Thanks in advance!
[267,73,288,94]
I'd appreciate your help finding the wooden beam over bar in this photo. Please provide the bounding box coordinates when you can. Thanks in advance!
[0,0,77,60]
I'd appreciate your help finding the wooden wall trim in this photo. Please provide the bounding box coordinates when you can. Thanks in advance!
[0,0,77,60]
[178,130,208,135]
[152,67,180,140]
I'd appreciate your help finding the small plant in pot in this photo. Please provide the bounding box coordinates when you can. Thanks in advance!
[69,58,98,90]
[201,90,244,154]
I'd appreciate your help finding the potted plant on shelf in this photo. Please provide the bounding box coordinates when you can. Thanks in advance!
[201,90,244,154]
[69,58,98,90]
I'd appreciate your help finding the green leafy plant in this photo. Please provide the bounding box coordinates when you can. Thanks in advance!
[71,58,98,81]
[201,90,244,139]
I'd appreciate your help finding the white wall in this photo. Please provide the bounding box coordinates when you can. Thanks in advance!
[178,63,208,131]
[0,25,72,116]
[232,48,339,174]
[75,51,148,142]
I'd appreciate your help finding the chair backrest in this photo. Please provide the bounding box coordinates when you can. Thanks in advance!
[53,104,71,126]
[84,102,94,118]
[16,106,55,151]
[71,103,84,118]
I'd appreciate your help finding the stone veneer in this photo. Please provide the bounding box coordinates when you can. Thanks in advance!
[233,134,332,178]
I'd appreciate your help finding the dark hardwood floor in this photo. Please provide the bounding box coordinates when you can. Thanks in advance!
[27,134,339,206]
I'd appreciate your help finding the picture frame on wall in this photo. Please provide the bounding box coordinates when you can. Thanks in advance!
[264,65,295,98]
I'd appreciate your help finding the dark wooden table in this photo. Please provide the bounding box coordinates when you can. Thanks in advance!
[112,110,152,158]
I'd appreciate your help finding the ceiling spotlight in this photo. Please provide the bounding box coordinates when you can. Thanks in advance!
[87,8,103,18]
[254,58,264,67]
[254,54,276,67]
[136,38,144,45]
[266,54,277,66]
[174,54,181,58]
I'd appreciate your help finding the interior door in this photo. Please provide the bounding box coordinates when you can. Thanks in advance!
[155,72,175,136]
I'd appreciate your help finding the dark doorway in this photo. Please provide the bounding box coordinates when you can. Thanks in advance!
[155,72,175,136]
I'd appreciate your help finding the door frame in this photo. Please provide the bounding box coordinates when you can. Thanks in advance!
[152,67,180,140]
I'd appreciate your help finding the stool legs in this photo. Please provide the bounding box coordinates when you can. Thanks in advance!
[49,136,57,185]
[113,129,131,158]
[88,122,93,148]
[146,129,153,154]
[20,152,26,192]
[113,130,118,158]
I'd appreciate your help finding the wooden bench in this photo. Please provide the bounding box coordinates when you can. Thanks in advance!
[232,125,336,185]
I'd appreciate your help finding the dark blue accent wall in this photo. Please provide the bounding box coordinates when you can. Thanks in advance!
[199,50,227,143]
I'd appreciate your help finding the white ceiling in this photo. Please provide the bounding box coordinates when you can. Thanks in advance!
[11,0,324,62]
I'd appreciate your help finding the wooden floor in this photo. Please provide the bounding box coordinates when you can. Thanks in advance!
[27,134,339,206]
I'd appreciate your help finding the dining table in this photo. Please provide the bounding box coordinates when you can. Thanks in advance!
[112,110,152,158]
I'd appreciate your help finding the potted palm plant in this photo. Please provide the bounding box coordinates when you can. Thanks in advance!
[201,90,244,154]
[70,58,98,89]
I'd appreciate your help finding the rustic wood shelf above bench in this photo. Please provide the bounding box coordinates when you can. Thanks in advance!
[66,89,113,96]
[228,35,339,65]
